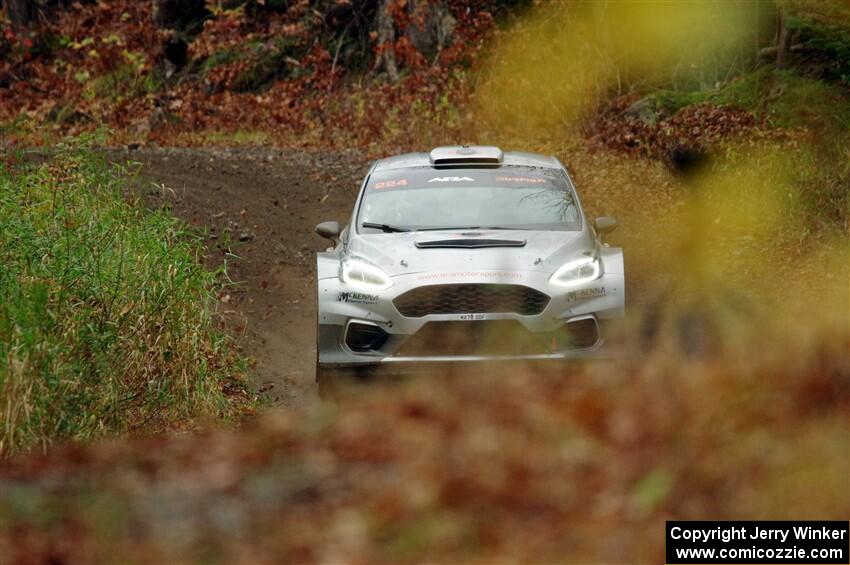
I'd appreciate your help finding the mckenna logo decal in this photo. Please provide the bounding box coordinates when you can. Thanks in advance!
[428,176,474,183]
[337,291,379,304]
[567,287,606,301]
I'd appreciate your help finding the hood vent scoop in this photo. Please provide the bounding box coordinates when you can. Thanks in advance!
[415,239,527,249]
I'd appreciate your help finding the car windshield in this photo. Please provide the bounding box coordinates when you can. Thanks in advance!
[357,166,581,233]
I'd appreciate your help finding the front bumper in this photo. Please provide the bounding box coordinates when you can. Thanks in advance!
[317,269,625,367]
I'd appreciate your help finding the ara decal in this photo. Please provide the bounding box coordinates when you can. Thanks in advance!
[427,176,474,183]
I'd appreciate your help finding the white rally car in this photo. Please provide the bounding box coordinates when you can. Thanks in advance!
[314,146,624,391]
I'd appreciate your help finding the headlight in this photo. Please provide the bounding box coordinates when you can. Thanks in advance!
[340,258,393,290]
[549,256,601,287]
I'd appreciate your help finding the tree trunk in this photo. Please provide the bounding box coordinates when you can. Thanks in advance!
[371,0,399,81]
[5,0,36,29]
[406,0,455,59]
[775,11,791,70]
[152,0,208,33]
[152,0,206,75]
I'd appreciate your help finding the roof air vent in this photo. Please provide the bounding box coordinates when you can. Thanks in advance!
[429,146,503,165]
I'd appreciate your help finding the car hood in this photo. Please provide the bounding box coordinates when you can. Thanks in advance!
[347,229,594,277]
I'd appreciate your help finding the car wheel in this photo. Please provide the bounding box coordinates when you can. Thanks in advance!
[316,363,338,399]
[316,365,372,399]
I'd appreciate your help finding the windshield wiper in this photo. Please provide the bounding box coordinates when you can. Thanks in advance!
[414,226,523,232]
[362,222,410,233]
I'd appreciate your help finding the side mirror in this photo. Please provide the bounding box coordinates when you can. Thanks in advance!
[594,216,618,236]
[315,221,340,242]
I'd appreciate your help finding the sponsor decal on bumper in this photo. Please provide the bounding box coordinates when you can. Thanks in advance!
[337,291,379,304]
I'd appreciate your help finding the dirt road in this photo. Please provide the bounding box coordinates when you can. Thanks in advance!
[123,147,370,405]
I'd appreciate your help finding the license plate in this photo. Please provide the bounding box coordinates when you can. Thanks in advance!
[457,313,487,321]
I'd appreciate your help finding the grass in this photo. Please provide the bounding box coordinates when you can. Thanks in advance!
[0,135,252,454]
[643,65,850,229]
[231,37,301,92]
[714,67,850,228]
[649,65,850,132]
[787,11,850,87]
[647,88,713,115]
[199,48,241,75]
[717,66,850,130]
[174,129,273,146]
[84,63,164,103]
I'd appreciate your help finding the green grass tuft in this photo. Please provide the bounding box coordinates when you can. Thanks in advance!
[0,135,252,454]
[231,39,299,92]
[716,65,850,131]
[85,63,164,103]
[648,89,713,115]
[649,65,850,133]
[786,13,850,87]
[199,48,241,75]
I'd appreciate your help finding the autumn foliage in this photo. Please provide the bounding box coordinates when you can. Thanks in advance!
[0,0,497,150]
[0,337,847,562]
[0,1,848,561]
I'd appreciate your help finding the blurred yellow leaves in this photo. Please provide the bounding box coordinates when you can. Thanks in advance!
[476,0,763,139]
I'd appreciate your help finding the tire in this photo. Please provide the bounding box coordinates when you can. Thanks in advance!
[317,368,332,399]
[316,363,338,399]
[316,365,372,400]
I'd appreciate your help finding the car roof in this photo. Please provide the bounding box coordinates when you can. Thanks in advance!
[372,146,561,172]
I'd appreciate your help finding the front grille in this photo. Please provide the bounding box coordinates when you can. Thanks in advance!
[395,318,600,357]
[393,284,550,318]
